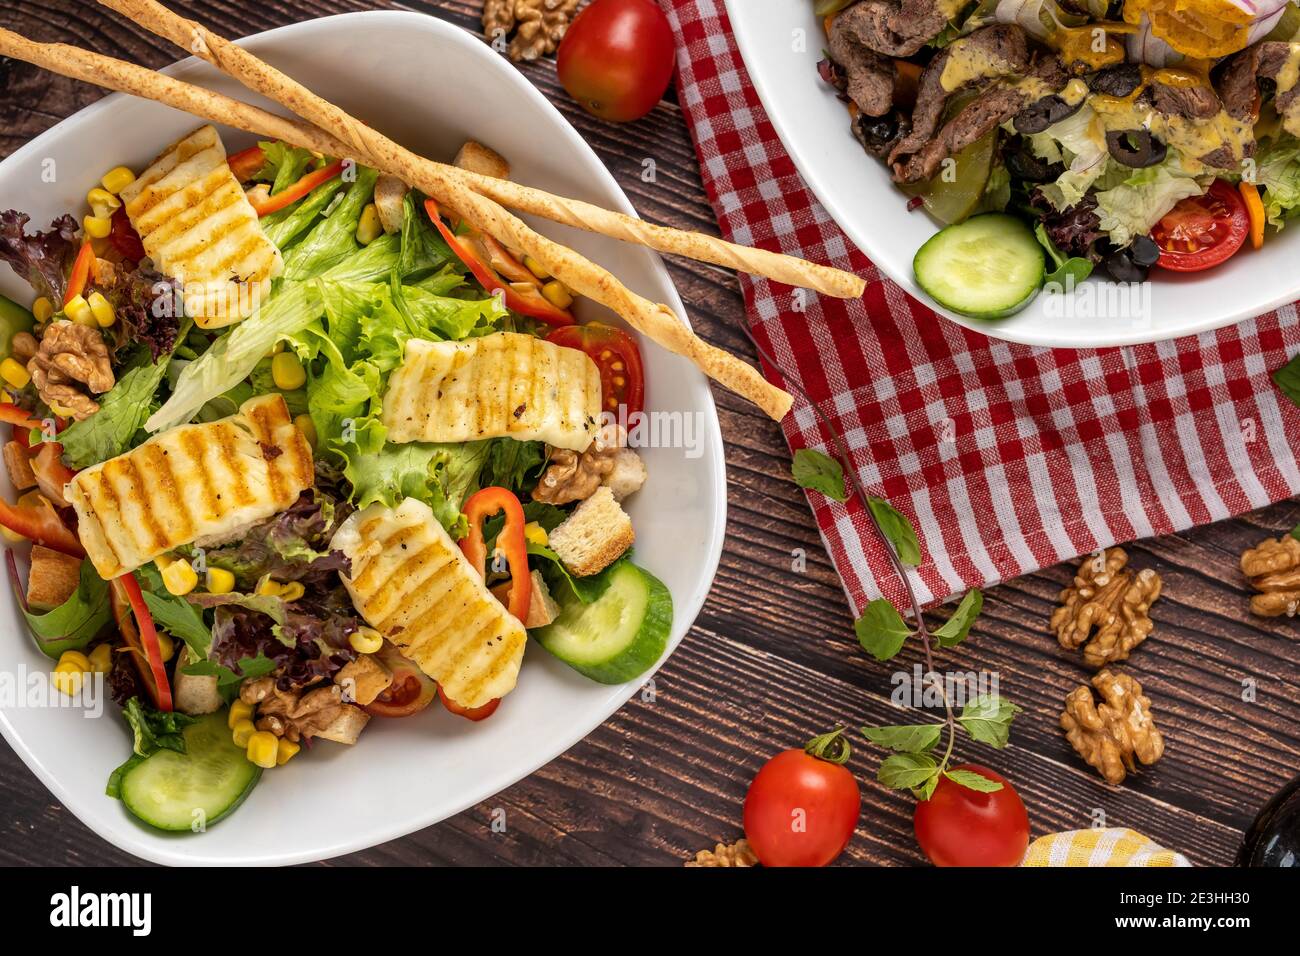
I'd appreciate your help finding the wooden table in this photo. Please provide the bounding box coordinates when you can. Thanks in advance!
[2,0,1297,868]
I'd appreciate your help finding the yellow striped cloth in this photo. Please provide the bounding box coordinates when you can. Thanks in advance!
[1022,828,1192,867]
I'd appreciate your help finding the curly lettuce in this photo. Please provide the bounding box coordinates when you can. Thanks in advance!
[1256,135,1300,229]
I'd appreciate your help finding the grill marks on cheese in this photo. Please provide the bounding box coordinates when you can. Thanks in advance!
[332,498,527,709]
[382,332,602,451]
[66,395,313,579]
[119,126,282,327]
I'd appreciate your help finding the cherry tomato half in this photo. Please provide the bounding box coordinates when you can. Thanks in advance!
[438,685,500,721]
[547,323,645,416]
[913,763,1029,867]
[1151,179,1249,273]
[363,643,436,718]
[743,748,860,867]
[557,0,676,123]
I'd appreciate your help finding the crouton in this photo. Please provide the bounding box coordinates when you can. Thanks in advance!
[454,140,511,180]
[548,486,634,577]
[492,569,562,628]
[334,653,394,706]
[374,174,408,235]
[173,644,222,716]
[602,448,647,501]
[3,441,36,491]
[26,545,82,610]
[313,705,370,745]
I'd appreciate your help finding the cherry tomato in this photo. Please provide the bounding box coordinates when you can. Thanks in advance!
[363,643,436,718]
[226,145,267,183]
[1151,179,1249,273]
[547,323,645,416]
[913,763,1029,867]
[743,740,860,867]
[557,0,676,123]
[438,685,500,721]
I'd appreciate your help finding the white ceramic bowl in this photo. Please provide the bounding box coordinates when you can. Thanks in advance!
[726,0,1297,348]
[0,11,725,865]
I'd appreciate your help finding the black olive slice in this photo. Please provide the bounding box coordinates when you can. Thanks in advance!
[1105,129,1168,168]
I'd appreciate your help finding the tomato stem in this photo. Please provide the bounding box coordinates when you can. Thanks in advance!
[805,727,852,765]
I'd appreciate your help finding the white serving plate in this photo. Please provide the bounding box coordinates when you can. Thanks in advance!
[726,0,1298,348]
[0,10,725,865]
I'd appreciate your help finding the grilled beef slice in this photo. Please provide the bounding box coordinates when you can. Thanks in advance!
[832,0,953,59]
[888,24,1029,168]
[892,54,1067,184]
[828,9,897,116]
[1219,41,1300,134]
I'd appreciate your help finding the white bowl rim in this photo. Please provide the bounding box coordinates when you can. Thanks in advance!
[0,8,727,866]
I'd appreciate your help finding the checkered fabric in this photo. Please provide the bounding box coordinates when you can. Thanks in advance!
[663,0,1300,612]
[1023,828,1192,867]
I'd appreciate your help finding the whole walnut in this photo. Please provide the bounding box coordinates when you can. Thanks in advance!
[1050,548,1160,668]
[27,321,114,420]
[1241,534,1300,617]
[1061,669,1164,786]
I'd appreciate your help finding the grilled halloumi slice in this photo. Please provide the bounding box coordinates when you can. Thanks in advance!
[66,394,314,579]
[331,497,527,709]
[381,332,602,451]
[119,125,282,328]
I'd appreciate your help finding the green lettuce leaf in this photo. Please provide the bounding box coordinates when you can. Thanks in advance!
[1027,104,1111,211]
[1256,135,1300,229]
[59,348,172,467]
[1094,152,1207,247]
[20,560,111,660]
[282,166,379,280]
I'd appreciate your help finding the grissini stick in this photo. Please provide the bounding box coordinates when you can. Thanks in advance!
[99,0,793,420]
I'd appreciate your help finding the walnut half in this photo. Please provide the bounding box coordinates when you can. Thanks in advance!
[483,0,582,62]
[1241,534,1300,617]
[1050,547,1160,668]
[27,321,114,420]
[1061,669,1164,786]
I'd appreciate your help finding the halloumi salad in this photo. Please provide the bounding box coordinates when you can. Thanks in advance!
[0,128,670,832]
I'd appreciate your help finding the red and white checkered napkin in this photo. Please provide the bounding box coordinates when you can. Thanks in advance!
[663,0,1300,612]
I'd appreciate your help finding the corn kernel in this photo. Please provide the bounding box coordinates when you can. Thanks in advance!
[231,718,256,748]
[17,491,47,510]
[156,631,174,664]
[206,566,236,594]
[523,255,550,280]
[541,280,573,310]
[349,626,383,655]
[83,215,112,239]
[86,187,121,218]
[278,581,305,603]
[87,291,115,328]
[293,414,318,450]
[356,203,383,245]
[247,730,279,769]
[58,650,92,673]
[89,236,111,257]
[64,295,95,327]
[101,166,136,195]
[523,521,548,546]
[1,357,31,389]
[87,643,113,674]
[51,664,83,696]
[270,352,306,390]
[228,699,254,729]
[32,297,54,323]
[161,556,198,596]
[276,738,300,766]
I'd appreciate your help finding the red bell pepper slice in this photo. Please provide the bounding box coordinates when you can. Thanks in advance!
[113,573,172,712]
[64,241,95,305]
[250,159,345,217]
[31,442,76,507]
[0,493,83,557]
[438,685,500,721]
[460,486,532,623]
[227,145,267,182]
[424,199,575,327]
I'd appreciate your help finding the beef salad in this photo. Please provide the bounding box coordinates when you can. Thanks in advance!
[0,127,669,833]
[815,0,1300,317]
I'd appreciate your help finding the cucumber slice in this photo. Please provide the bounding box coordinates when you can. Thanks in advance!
[535,561,673,684]
[913,214,1044,319]
[119,711,261,832]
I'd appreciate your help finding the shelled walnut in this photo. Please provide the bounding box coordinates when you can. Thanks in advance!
[26,321,113,420]
[1050,547,1161,668]
[483,0,582,62]
[1240,534,1300,617]
[685,839,759,867]
[1061,669,1164,786]
[240,677,369,745]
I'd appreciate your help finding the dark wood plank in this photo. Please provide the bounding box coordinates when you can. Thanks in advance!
[0,0,1296,868]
